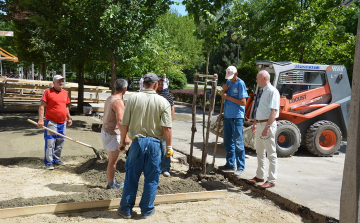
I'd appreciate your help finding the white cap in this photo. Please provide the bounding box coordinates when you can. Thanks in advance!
[53,75,65,81]
[225,66,237,79]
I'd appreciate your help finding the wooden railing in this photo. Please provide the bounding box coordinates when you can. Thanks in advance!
[0,77,111,111]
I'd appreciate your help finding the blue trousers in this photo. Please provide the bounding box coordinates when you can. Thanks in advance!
[119,137,162,216]
[223,118,245,170]
[160,140,171,172]
[43,120,66,165]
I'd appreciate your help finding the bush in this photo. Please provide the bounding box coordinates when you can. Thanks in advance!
[171,89,222,107]
[167,70,187,90]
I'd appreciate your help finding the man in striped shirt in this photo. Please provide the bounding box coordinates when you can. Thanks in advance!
[156,79,175,177]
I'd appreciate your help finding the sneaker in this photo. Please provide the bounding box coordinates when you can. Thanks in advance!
[117,211,132,219]
[141,209,155,219]
[114,181,124,189]
[106,182,124,189]
[218,165,236,171]
[234,169,244,177]
[54,161,65,166]
[46,164,54,170]
[162,171,170,177]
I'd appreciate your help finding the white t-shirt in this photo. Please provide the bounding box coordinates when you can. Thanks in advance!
[139,78,144,90]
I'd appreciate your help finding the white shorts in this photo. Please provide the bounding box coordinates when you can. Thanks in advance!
[101,129,120,152]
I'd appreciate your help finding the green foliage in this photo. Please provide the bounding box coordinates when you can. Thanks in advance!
[231,0,359,81]
[167,70,187,90]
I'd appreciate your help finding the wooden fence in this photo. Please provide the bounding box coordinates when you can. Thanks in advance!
[0,76,111,112]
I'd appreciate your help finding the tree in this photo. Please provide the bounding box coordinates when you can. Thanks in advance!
[231,0,359,81]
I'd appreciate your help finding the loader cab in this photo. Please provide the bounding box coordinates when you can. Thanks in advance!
[277,70,327,99]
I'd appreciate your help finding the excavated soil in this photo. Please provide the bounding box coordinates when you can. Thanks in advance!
[0,112,304,222]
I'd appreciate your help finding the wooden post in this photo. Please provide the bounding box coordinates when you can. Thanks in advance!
[202,75,218,174]
[339,12,360,222]
[189,75,199,171]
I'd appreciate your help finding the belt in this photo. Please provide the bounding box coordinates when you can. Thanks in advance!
[255,119,268,123]
[132,137,160,142]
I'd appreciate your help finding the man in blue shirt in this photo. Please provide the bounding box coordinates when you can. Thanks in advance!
[219,66,248,177]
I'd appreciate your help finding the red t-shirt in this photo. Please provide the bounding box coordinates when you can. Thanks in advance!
[41,88,71,123]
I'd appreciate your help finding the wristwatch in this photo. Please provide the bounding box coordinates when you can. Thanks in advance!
[266,124,271,128]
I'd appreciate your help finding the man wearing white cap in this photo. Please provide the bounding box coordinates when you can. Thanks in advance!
[37,75,72,170]
[219,66,248,177]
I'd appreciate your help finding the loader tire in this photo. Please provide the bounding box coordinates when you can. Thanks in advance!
[275,120,301,157]
[305,121,342,157]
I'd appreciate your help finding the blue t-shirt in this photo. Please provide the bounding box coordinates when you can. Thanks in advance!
[223,78,248,119]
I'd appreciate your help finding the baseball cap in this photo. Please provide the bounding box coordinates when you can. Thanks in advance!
[53,75,65,81]
[225,66,237,79]
[143,73,159,84]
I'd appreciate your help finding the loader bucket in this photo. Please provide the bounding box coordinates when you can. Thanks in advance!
[209,116,255,150]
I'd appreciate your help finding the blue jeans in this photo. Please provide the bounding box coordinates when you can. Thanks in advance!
[119,137,162,216]
[223,118,245,170]
[43,120,66,165]
[160,140,171,172]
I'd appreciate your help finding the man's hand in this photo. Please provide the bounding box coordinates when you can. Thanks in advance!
[67,119,73,126]
[118,143,126,152]
[166,146,174,157]
[221,91,228,100]
[222,84,229,92]
[125,136,131,145]
[37,119,44,128]
[261,127,269,137]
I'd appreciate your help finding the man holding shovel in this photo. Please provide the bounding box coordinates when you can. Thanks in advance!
[101,79,130,189]
[37,75,72,170]
[219,66,248,177]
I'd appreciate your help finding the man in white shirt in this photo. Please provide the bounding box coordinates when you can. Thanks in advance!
[247,70,280,189]
[162,74,169,92]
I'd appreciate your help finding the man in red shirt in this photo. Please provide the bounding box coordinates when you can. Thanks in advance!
[37,75,72,170]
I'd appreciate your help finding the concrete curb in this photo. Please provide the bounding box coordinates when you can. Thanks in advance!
[176,150,339,223]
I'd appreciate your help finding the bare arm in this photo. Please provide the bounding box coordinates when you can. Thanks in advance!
[37,100,46,128]
[222,92,247,106]
[171,106,175,121]
[113,99,130,145]
[118,125,129,151]
[162,126,172,147]
[221,84,246,106]
[66,104,72,126]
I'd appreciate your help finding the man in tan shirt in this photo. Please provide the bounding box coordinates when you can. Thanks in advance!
[101,79,130,189]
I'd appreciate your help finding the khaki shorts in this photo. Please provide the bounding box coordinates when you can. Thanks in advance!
[101,129,120,152]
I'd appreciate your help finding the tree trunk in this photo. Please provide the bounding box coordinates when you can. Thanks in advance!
[206,50,210,75]
[42,63,46,81]
[110,51,117,94]
[77,60,85,114]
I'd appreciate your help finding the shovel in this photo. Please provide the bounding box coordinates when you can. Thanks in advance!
[27,119,103,159]
[206,97,224,174]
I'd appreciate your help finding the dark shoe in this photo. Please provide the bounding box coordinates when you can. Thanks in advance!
[247,177,264,184]
[54,161,65,166]
[117,210,132,219]
[218,165,236,171]
[259,181,275,189]
[46,164,54,170]
[141,209,155,219]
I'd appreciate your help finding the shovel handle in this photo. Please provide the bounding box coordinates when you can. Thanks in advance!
[27,119,93,148]
[212,97,224,164]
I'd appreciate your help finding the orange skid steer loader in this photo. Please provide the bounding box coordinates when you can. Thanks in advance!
[210,61,351,157]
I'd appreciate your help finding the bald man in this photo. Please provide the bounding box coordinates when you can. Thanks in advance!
[247,70,280,189]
